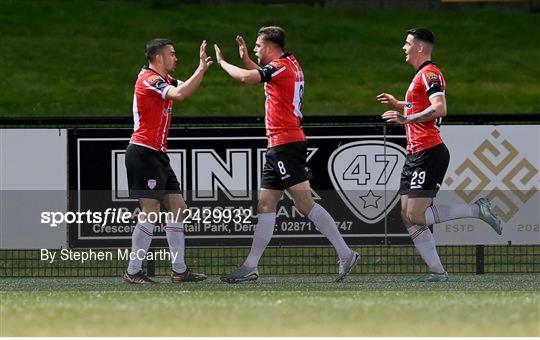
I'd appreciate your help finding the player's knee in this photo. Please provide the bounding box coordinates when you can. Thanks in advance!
[295,204,311,216]
[175,202,188,219]
[400,209,410,224]
[406,210,424,226]
[141,199,160,214]
[257,200,277,214]
[294,198,314,216]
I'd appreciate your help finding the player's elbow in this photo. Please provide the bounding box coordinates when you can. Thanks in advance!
[167,89,188,101]
[434,102,447,117]
[170,94,187,101]
[239,71,260,84]
[438,106,447,117]
[240,76,258,85]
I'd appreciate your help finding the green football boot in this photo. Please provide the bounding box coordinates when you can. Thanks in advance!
[220,265,259,283]
[475,197,502,235]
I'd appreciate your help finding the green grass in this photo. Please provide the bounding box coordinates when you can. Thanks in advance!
[1,274,539,336]
[1,0,539,117]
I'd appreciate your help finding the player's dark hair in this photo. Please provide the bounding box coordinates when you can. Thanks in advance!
[145,38,173,62]
[406,28,435,45]
[257,26,286,50]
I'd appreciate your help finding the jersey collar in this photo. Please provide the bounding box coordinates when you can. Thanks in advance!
[144,65,167,80]
[415,60,434,74]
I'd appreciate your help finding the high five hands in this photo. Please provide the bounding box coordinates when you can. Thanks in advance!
[199,40,213,71]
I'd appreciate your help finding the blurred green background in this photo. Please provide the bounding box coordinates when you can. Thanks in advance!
[1,0,539,117]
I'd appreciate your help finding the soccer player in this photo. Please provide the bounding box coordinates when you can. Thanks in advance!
[122,39,212,284]
[215,26,359,283]
[377,28,502,282]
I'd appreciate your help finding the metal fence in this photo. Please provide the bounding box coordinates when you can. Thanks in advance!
[1,245,539,277]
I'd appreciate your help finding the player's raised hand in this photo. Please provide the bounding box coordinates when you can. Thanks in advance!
[214,44,225,65]
[236,35,249,60]
[382,110,407,125]
[199,40,213,71]
[377,93,398,108]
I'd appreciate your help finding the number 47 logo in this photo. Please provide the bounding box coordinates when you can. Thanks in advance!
[328,140,406,224]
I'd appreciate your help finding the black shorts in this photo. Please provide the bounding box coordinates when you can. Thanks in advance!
[261,141,311,190]
[125,143,181,200]
[399,143,450,198]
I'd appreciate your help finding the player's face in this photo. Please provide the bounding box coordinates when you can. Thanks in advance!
[254,36,269,65]
[403,34,417,65]
[161,45,178,73]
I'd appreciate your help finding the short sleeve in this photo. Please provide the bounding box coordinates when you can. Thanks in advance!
[258,61,287,83]
[143,74,173,99]
[422,71,445,99]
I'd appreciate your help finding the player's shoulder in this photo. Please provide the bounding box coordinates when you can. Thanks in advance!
[284,53,299,62]
[138,67,165,84]
[144,74,163,85]
[422,63,444,77]
[416,64,443,87]
[267,59,286,70]
[164,74,176,83]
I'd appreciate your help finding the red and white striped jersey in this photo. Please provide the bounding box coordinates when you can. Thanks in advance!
[259,53,306,148]
[403,61,446,154]
[130,67,180,152]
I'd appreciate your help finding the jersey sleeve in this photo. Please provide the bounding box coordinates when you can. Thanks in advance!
[422,71,445,100]
[168,74,184,88]
[258,60,287,83]
[172,78,184,87]
[143,74,173,99]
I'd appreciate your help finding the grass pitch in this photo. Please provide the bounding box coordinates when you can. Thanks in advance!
[1,1,539,117]
[1,274,538,336]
